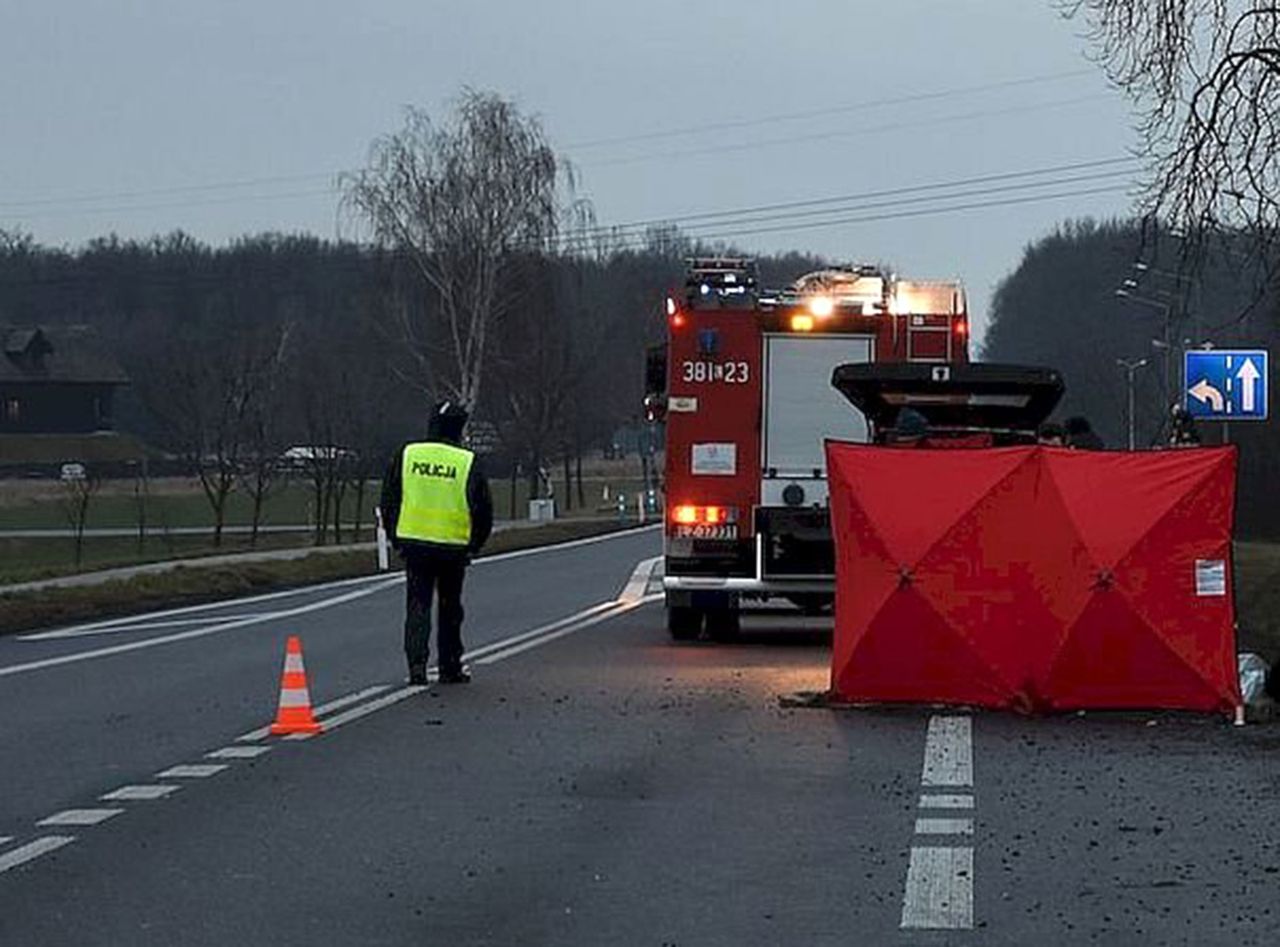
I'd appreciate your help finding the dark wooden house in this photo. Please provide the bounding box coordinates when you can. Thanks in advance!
[0,326,129,434]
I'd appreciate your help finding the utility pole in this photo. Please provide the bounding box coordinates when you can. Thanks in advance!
[1116,357,1150,450]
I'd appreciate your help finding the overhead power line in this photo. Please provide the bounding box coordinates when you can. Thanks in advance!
[566,68,1098,150]
[0,68,1103,213]
[583,93,1114,169]
[587,183,1133,250]
[554,156,1140,246]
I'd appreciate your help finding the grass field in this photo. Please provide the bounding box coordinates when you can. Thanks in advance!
[0,474,651,531]
[0,519,644,637]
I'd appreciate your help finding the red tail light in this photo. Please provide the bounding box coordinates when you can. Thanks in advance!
[671,504,737,525]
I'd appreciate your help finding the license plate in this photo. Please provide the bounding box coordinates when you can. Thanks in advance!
[675,524,739,540]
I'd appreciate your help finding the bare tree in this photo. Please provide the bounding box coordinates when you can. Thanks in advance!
[1062,2,1280,281]
[238,327,292,547]
[140,323,285,547]
[342,90,562,410]
[59,464,102,570]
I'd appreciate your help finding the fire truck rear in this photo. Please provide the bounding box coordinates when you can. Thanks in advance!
[649,258,971,640]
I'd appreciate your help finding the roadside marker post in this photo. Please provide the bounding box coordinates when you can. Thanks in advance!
[374,508,390,572]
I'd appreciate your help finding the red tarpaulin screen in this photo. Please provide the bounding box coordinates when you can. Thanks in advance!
[825,443,1240,715]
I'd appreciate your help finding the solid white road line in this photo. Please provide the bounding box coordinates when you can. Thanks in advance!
[921,716,973,787]
[914,817,974,836]
[206,746,270,760]
[100,785,179,801]
[919,794,974,809]
[24,614,274,639]
[235,683,394,742]
[0,579,401,679]
[618,556,662,604]
[475,597,658,665]
[18,572,396,641]
[0,836,76,875]
[0,837,11,846]
[315,685,428,732]
[20,523,661,642]
[156,764,228,779]
[37,809,123,827]
[900,846,974,930]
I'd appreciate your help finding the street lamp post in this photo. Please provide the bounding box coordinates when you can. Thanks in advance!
[1116,357,1150,450]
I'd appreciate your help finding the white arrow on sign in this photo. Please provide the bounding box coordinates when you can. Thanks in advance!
[1236,358,1261,412]
[1189,379,1225,412]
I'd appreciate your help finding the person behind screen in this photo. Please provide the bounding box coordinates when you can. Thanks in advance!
[1036,421,1066,447]
[1064,416,1105,450]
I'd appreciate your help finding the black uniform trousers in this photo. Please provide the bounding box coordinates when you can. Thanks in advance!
[402,548,468,675]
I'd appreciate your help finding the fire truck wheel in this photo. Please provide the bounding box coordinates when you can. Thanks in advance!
[705,609,741,642]
[667,606,703,641]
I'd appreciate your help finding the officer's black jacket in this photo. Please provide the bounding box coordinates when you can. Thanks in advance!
[379,435,494,557]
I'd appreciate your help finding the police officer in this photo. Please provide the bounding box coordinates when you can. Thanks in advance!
[380,401,494,685]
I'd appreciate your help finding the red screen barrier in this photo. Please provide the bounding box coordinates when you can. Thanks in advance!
[825,443,1240,715]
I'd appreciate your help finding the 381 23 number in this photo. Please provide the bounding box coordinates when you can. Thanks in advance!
[681,360,750,384]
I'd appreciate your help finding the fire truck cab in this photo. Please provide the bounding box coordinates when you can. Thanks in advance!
[650,258,971,640]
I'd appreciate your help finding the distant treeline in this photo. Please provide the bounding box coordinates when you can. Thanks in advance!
[984,218,1280,539]
[0,228,822,483]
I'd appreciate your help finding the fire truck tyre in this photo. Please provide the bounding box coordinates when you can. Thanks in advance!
[705,609,741,642]
[667,606,703,641]
[786,593,834,616]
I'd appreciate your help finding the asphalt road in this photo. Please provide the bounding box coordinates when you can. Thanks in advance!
[1,524,1278,945]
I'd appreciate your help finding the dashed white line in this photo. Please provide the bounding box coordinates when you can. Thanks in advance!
[901,846,974,929]
[100,785,180,801]
[37,808,123,827]
[0,836,76,874]
[206,746,271,760]
[0,836,11,846]
[921,716,973,787]
[156,764,228,779]
[914,817,974,836]
[919,793,974,809]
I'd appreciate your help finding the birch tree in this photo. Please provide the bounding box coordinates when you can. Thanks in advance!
[342,90,561,409]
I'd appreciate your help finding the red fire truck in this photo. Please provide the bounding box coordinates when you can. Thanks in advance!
[647,258,971,640]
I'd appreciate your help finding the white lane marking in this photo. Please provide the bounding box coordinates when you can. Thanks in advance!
[20,523,661,641]
[919,794,974,809]
[100,784,179,801]
[475,597,657,664]
[0,836,11,846]
[156,764,228,779]
[900,847,974,930]
[618,556,662,604]
[921,716,973,787]
[37,808,123,827]
[914,818,974,836]
[0,579,401,679]
[206,746,270,760]
[248,602,619,743]
[18,572,395,641]
[23,614,275,639]
[235,683,394,742]
[0,836,76,874]
[268,596,662,738]
[316,685,428,732]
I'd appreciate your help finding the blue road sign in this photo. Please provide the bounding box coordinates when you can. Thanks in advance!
[1184,349,1268,420]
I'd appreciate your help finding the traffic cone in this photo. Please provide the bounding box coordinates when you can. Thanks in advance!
[269,635,323,735]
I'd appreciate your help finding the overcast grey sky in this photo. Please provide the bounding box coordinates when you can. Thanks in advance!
[0,1,1137,339]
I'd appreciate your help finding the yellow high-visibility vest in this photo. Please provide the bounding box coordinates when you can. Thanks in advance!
[396,442,474,546]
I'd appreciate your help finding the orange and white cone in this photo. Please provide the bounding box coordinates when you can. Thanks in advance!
[269,635,323,735]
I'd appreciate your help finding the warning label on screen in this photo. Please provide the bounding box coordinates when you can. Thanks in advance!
[1195,559,1226,597]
